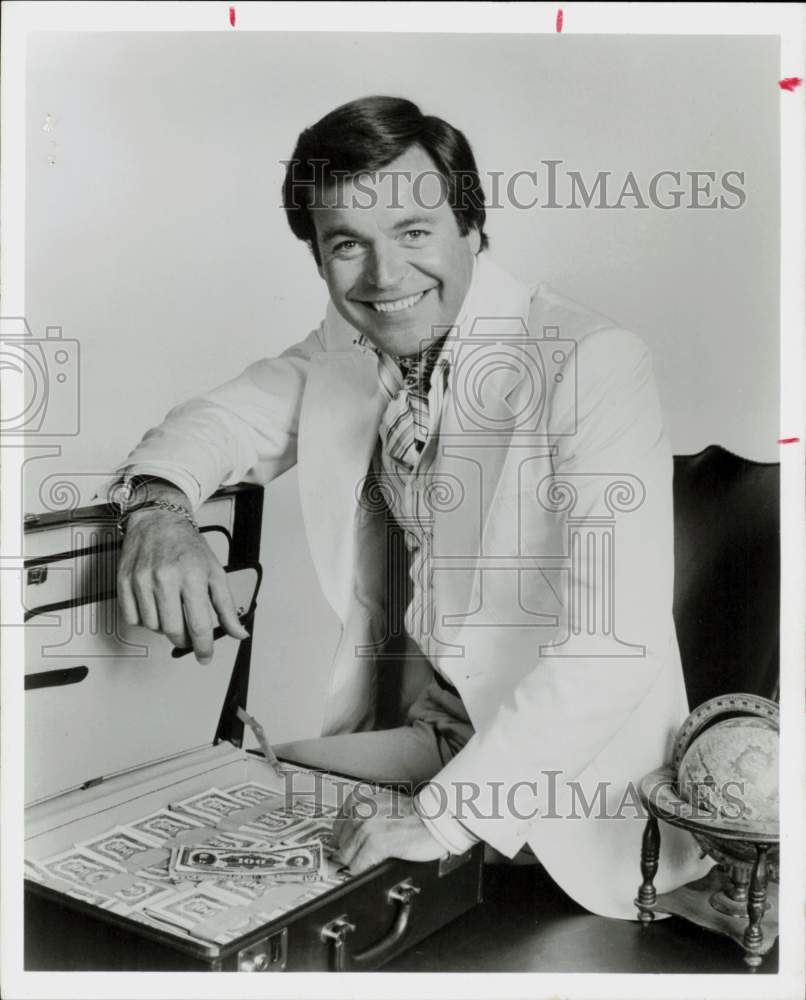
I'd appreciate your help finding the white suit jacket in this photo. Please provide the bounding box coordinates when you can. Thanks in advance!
[120,253,710,918]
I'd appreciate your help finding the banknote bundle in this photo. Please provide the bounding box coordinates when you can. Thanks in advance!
[169,841,325,881]
[27,773,352,946]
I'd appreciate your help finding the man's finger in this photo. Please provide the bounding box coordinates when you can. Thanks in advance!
[156,587,190,650]
[182,585,215,663]
[209,576,249,640]
[332,813,356,851]
[132,573,160,632]
[117,574,140,627]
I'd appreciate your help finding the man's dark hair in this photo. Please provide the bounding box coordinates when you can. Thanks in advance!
[283,95,490,264]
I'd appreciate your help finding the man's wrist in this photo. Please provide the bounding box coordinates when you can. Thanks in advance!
[112,475,192,513]
[110,475,197,535]
[414,784,479,856]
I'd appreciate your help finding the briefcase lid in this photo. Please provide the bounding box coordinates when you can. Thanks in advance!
[23,497,260,806]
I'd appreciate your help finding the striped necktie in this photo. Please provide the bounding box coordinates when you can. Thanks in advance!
[377,337,447,471]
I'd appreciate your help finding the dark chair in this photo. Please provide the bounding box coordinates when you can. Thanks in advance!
[672,445,780,708]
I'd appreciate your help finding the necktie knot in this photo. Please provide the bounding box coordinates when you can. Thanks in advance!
[377,336,448,470]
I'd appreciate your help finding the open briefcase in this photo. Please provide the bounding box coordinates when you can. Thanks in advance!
[23,483,484,972]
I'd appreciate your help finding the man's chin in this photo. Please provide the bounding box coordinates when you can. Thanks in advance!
[354,314,448,359]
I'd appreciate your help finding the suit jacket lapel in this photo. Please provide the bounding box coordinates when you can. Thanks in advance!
[298,341,385,620]
[298,255,533,623]
[429,256,533,616]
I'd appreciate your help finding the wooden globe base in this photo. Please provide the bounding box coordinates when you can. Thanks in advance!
[635,769,779,970]
[636,847,778,969]
[636,696,780,970]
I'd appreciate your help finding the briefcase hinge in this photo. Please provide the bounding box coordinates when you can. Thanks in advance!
[438,846,474,877]
[236,927,287,971]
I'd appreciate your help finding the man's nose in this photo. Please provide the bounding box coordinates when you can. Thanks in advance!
[364,242,407,289]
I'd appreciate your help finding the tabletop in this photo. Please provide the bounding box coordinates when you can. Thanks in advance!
[385,862,779,974]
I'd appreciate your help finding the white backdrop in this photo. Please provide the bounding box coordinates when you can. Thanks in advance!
[25,31,780,741]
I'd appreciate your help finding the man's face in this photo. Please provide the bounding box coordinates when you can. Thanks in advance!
[312,145,480,359]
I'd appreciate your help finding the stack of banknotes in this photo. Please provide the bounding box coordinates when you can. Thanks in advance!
[25,777,356,946]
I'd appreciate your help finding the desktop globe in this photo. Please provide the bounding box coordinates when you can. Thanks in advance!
[677,715,779,848]
[636,694,780,967]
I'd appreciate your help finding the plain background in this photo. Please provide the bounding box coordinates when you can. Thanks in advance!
[25,31,780,742]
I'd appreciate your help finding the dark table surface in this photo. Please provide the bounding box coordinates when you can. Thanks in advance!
[385,863,778,974]
[25,861,778,974]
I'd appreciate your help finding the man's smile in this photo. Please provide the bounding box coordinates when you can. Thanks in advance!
[356,288,436,315]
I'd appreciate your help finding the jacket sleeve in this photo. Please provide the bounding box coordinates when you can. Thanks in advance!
[113,325,326,508]
[416,326,677,856]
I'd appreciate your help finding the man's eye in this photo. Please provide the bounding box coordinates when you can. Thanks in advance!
[333,240,357,253]
[403,229,428,240]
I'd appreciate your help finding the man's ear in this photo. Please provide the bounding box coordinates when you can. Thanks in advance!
[467,227,482,256]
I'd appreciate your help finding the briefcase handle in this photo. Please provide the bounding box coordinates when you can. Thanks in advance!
[320,878,421,972]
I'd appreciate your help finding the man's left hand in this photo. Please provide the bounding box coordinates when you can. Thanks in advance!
[332,787,445,874]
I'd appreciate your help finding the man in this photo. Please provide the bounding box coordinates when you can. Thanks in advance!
[112,96,708,918]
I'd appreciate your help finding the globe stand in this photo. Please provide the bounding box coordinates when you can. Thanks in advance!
[635,768,779,970]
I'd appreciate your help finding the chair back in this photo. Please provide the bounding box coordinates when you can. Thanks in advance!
[672,445,780,707]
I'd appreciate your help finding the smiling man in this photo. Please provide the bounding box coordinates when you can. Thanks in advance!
[307,144,479,361]
[112,96,707,918]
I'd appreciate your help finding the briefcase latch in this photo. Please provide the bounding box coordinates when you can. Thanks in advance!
[320,914,356,945]
[236,927,287,972]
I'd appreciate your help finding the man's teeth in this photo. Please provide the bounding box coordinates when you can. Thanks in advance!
[370,291,426,314]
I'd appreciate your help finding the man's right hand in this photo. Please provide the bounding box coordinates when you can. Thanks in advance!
[116,483,249,664]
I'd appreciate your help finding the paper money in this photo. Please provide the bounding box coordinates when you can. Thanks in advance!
[214,876,267,900]
[170,841,325,879]
[138,857,177,883]
[146,883,246,932]
[111,877,173,910]
[40,848,124,891]
[285,820,338,854]
[241,808,310,839]
[211,909,277,945]
[78,826,163,866]
[185,829,269,852]
[169,787,245,822]
[225,781,285,808]
[62,885,110,906]
[128,809,207,843]
[24,859,47,883]
[284,797,340,819]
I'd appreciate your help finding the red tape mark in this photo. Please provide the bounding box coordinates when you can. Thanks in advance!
[229,6,236,27]
[779,77,802,92]
[556,9,563,32]
[778,437,801,445]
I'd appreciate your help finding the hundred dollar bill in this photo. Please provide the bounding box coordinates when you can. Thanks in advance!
[170,841,325,879]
